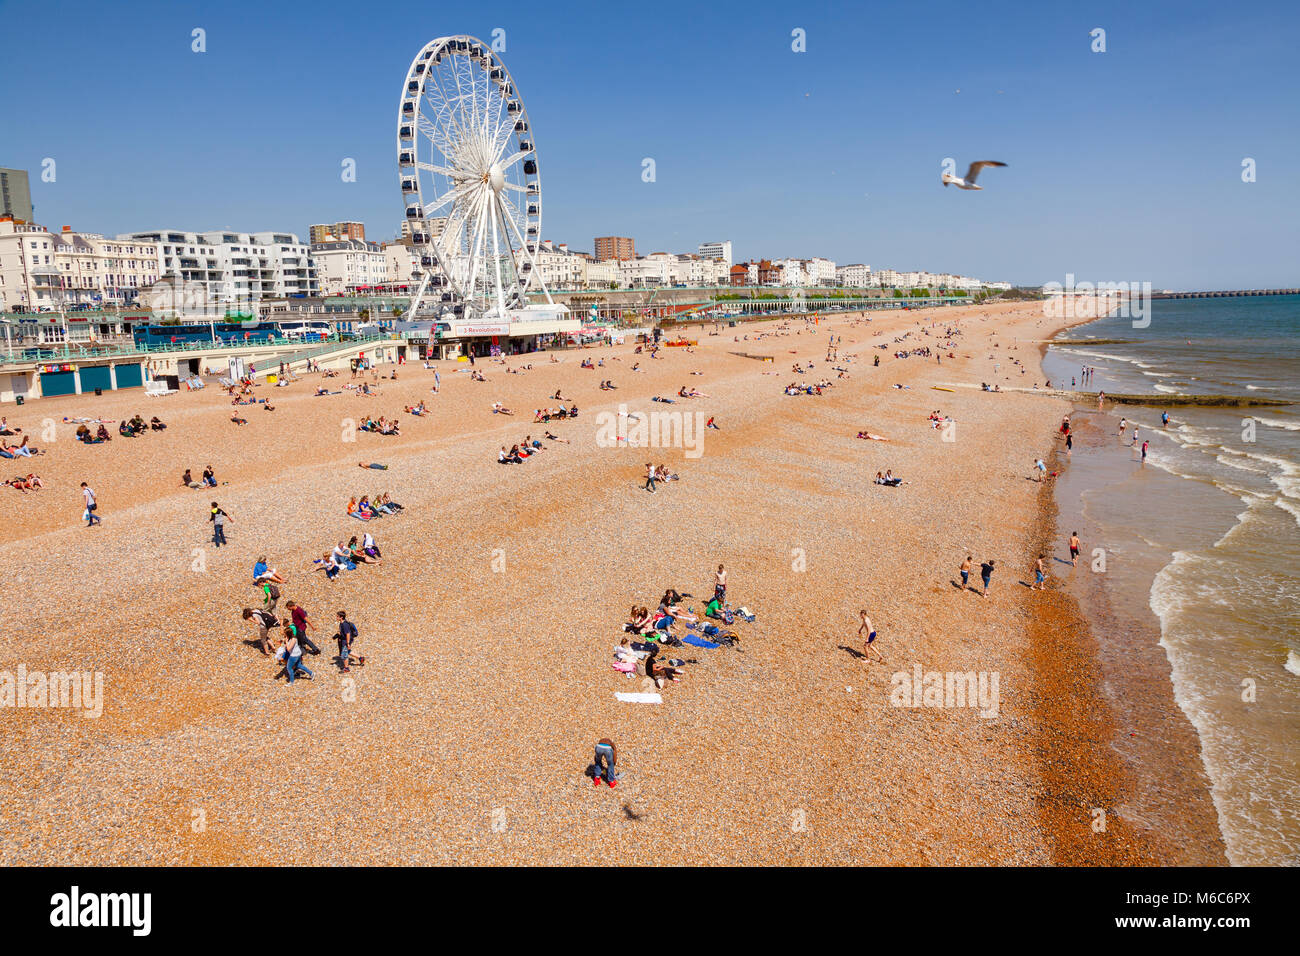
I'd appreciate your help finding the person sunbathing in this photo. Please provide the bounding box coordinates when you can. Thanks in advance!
[543,430,569,444]
[492,402,514,415]
[4,475,32,492]
[231,415,248,425]
[857,430,889,441]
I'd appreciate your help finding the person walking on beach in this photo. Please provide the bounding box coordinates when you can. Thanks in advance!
[334,610,365,672]
[242,606,279,656]
[277,627,313,684]
[1032,555,1047,590]
[714,564,727,603]
[643,462,657,494]
[858,610,884,663]
[592,738,620,788]
[959,555,973,590]
[212,506,230,547]
[285,601,321,655]
[1118,417,1127,438]
[1069,533,1081,567]
[80,482,101,526]
[980,559,996,598]
[1130,426,1139,446]
[1065,432,1073,456]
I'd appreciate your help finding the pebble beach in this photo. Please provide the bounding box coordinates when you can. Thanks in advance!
[0,300,1226,865]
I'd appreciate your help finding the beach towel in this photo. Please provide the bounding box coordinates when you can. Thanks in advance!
[615,692,662,704]
[611,661,635,673]
[681,634,720,649]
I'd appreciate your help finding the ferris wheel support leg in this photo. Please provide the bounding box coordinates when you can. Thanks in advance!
[499,204,555,305]
[408,272,431,319]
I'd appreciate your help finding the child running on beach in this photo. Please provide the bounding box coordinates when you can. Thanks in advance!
[858,610,884,663]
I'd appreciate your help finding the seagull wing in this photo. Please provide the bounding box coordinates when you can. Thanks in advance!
[964,160,1007,184]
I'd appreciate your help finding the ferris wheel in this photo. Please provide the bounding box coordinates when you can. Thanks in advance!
[398,35,551,321]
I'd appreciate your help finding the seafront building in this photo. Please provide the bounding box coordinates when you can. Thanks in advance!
[593,236,635,261]
[308,221,365,243]
[311,237,388,295]
[0,218,160,312]
[118,229,318,308]
[698,240,732,267]
[0,168,34,223]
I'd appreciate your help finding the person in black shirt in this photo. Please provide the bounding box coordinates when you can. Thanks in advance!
[979,560,996,598]
[334,610,366,673]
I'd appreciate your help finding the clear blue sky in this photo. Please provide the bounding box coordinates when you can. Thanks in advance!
[3,0,1297,288]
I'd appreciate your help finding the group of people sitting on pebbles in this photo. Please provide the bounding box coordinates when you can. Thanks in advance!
[498,433,561,463]
[359,416,401,436]
[785,380,832,395]
[311,533,385,580]
[533,405,578,423]
[613,578,756,688]
[181,466,220,488]
[346,492,403,521]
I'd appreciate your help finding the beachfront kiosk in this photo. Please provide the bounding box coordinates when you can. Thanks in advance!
[426,304,578,359]
[2,358,149,403]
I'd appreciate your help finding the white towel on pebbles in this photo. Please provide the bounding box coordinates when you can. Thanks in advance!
[615,692,662,704]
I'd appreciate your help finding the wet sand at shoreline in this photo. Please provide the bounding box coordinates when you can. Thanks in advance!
[0,301,1224,865]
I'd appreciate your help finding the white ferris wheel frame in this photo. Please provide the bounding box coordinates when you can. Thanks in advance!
[397,35,553,321]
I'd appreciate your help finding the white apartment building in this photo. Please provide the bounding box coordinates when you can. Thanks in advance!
[0,218,60,312]
[836,263,872,288]
[619,253,676,288]
[677,255,729,287]
[534,240,586,290]
[0,219,160,311]
[872,269,905,288]
[697,240,732,267]
[585,258,619,288]
[52,228,160,307]
[312,238,388,295]
[120,229,318,307]
[804,257,837,287]
[383,242,421,288]
[774,258,809,287]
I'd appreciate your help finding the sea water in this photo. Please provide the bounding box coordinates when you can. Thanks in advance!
[1045,295,1300,866]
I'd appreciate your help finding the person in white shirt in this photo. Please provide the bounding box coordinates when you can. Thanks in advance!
[80,482,101,526]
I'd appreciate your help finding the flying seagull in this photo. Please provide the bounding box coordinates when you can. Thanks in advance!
[942,160,1007,190]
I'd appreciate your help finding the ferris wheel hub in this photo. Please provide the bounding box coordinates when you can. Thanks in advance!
[487,163,505,194]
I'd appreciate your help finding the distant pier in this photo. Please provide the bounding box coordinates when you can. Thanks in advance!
[1152,289,1299,300]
